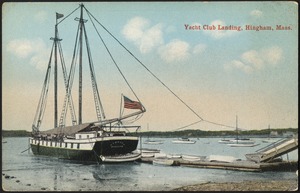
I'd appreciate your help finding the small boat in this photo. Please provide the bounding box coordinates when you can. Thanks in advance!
[172,138,196,144]
[167,154,182,159]
[144,140,164,145]
[227,143,260,147]
[207,155,239,163]
[141,153,155,158]
[100,152,141,163]
[153,158,174,166]
[218,139,232,144]
[138,148,160,153]
[228,138,256,144]
[154,152,167,158]
[182,154,202,161]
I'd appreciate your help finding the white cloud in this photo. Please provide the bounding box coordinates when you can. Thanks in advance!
[7,38,50,71]
[34,10,48,23]
[224,60,254,74]
[203,20,238,39]
[158,39,190,63]
[241,50,264,70]
[122,17,164,53]
[224,46,283,74]
[261,46,283,65]
[193,43,206,54]
[250,10,263,17]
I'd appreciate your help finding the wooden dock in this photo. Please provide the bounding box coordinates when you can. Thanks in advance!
[139,157,298,172]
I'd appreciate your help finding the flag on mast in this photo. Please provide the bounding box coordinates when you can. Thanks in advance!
[123,96,142,110]
[56,12,64,19]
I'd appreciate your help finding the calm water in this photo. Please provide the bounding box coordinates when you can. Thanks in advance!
[2,137,298,191]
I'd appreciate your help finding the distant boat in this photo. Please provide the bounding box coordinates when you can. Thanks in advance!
[143,124,164,145]
[227,143,260,147]
[227,138,256,144]
[262,125,279,143]
[144,140,164,145]
[29,4,146,163]
[220,116,256,146]
[172,138,196,144]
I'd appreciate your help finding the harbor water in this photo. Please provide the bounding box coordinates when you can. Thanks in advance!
[2,137,298,191]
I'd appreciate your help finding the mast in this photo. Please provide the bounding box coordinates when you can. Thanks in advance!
[54,16,59,128]
[236,115,238,143]
[78,4,84,124]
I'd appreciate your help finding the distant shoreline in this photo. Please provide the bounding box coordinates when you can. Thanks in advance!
[2,128,298,138]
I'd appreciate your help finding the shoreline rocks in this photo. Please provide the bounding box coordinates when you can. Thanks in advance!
[173,179,298,191]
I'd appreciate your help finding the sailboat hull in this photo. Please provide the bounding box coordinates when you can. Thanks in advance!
[30,137,139,162]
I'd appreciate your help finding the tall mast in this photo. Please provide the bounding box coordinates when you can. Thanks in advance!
[236,115,238,142]
[54,15,59,128]
[78,4,84,124]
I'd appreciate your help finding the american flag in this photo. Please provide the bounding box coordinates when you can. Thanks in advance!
[124,96,142,110]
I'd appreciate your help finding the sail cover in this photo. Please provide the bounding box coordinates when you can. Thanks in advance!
[40,123,92,136]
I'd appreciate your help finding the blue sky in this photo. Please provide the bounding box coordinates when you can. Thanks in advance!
[2,2,298,132]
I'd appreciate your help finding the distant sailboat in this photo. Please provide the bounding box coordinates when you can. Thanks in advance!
[144,123,164,145]
[262,125,278,143]
[223,116,257,147]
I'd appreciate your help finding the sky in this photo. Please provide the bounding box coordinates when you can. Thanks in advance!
[2,1,298,132]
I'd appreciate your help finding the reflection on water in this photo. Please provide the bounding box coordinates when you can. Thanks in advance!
[2,137,298,191]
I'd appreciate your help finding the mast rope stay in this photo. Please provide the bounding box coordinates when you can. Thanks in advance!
[82,22,106,121]
[58,23,81,127]
[84,6,243,131]
[56,31,77,126]
[32,42,55,133]
[85,8,145,110]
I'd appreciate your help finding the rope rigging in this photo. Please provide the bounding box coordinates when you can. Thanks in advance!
[32,42,54,132]
[85,8,244,130]
[84,7,241,131]
[33,4,239,133]
[85,8,145,109]
[57,32,77,126]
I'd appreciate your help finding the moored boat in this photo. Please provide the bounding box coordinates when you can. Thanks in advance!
[207,155,239,163]
[182,154,202,161]
[144,140,164,145]
[153,158,174,166]
[172,138,196,144]
[29,4,146,163]
[227,143,260,147]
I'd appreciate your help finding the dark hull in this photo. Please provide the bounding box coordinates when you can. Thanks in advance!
[30,138,139,162]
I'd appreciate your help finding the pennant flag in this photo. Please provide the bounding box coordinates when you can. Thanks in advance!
[124,96,142,110]
[56,12,64,19]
